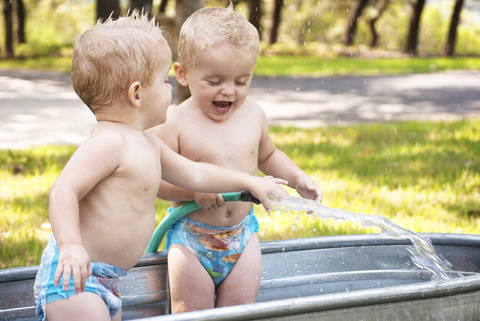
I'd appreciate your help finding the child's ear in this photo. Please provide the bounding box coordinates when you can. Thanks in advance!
[174,62,188,87]
[128,81,142,108]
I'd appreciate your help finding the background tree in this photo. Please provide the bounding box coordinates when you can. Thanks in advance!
[443,0,464,56]
[159,0,169,13]
[97,0,120,21]
[2,0,24,58]
[248,0,263,40]
[342,0,369,46]
[129,0,153,17]
[369,0,389,48]
[405,0,426,55]
[3,0,14,57]
[269,0,284,44]
[175,0,204,104]
[16,0,25,44]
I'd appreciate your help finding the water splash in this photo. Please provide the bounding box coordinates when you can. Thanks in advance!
[268,193,454,280]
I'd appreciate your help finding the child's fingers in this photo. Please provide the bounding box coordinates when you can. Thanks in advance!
[273,178,289,186]
[264,176,288,186]
[53,264,63,287]
[87,262,93,286]
[261,199,272,213]
[216,194,226,208]
[73,264,91,294]
[309,182,323,202]
[53,264,72,293]
[72,265,83,294]
[301,180,323,202]
[263,187,288,212]
[273,183,289,196]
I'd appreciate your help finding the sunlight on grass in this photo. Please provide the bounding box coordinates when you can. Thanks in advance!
[0,57,73,73]
[1,119,479,269]
[254,56,480,77]
[1,55,479,76]
[0,146,76,268]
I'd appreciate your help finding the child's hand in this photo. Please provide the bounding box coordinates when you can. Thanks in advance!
[194,192,226,210]
[296,177,323,202]
[54,243,92,294]
[250,176,288,212]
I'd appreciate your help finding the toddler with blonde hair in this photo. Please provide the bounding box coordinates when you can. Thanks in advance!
[155,5,322,314]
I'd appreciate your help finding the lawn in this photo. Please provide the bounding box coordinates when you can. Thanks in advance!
[1,119,479,269]
[0,55,479,76]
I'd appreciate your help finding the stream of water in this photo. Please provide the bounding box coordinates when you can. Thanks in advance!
[268,193,455,280]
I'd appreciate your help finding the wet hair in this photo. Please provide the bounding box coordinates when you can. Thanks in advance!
[177,5,259,70]
[71,11,169,113]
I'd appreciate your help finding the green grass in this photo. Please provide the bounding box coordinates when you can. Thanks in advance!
[1,55,479,76]
[1,119,479,269]
[254,56,480,77]
[0,56,73,74]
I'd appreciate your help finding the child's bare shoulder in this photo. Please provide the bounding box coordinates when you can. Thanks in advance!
[238,100,268,125]
[243,100,265,114]
[88,122,160,159]
[84,122,129,149]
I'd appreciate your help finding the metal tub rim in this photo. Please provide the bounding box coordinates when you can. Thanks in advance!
[131,273,480,321]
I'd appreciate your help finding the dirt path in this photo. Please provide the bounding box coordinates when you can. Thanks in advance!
[1,69,479,149]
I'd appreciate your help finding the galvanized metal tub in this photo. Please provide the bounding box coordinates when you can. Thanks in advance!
[2,233,480,320]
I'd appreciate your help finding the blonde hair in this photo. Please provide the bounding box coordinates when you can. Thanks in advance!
[71,11,169,113]
[177,5,259,70]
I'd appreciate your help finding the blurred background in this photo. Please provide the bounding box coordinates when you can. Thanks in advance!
[1,0,479,61]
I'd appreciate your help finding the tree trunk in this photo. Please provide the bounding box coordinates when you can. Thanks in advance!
[97,0,121,22]
[269,0,283,44]
[159,0,168,13]
[405,0,425,56]
[342,0,369,47]
[249,0,262,40]
[3,0,13,58]
[369,0,388,48]
[129,0,153,17]
[443,0,464,57]
[175,0,204,104]
[16,0,25,44]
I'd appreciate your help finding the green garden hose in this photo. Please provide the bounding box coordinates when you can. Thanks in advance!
[145,191,260,253]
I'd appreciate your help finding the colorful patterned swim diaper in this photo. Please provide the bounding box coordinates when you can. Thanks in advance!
[34,235,126,321]
[166,209,259,286]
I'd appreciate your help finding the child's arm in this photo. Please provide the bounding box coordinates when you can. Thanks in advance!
[49,131,124,294]
[260,149,322,201]
[157,181,226,210]
[154,116,226,210]
[157,180,195,201]
[257,115,323,202]
[159,140,288,211]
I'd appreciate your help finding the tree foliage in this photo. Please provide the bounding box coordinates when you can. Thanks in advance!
[1,0,480,58]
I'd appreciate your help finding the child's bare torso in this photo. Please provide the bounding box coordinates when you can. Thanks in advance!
[169,101,265,227]
[78,123,162,270]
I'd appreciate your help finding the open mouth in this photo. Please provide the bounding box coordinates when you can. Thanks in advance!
[212,101,233,113]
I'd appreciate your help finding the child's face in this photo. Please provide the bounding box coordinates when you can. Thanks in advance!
[142,51,173,127]
[184,45,256,122]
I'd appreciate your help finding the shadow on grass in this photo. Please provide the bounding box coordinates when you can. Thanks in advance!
[272,120,479,190]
